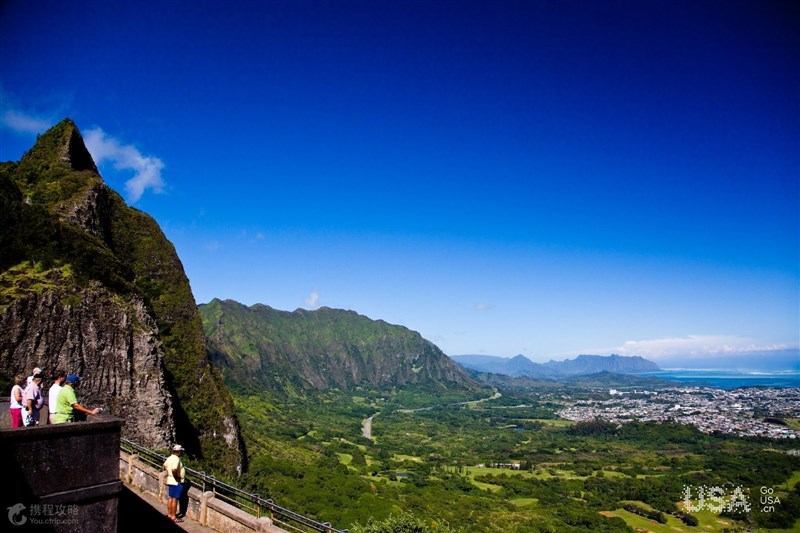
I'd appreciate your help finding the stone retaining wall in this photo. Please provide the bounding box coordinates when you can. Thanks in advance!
[0,415,123,532]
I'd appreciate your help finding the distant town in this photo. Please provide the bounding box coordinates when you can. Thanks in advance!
[558,387,800,439]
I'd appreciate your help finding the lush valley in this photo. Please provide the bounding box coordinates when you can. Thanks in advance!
[226,384,800,532]
[200,299,800,532]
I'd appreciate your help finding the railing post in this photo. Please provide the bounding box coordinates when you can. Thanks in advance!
[127,453,139,484]
[158,469,168,502]
[200,491,215,526]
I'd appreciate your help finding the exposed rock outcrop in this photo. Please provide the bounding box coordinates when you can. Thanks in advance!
[60,181,113,242]
[0,273,174,448]
[59,125,98,173]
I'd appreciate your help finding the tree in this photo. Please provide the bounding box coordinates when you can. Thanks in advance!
[350,513,458,533]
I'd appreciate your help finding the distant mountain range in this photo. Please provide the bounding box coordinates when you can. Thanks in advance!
[451,353,660,379]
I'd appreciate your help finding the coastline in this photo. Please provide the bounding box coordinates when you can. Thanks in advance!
[636,369,800,389]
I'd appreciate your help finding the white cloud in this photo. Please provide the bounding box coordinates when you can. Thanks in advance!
[0,87,56,135]
[1,109,52,134]
[305,290,320,308]
[617,335,797,359]
[474,303,494,312]
[83,127,165,203]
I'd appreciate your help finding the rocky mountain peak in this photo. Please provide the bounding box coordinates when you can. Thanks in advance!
[21,118,98,174]
[60,120,98,172]
[1,120,245,475]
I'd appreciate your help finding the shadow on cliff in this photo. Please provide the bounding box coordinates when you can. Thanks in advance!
[161,367,202,458]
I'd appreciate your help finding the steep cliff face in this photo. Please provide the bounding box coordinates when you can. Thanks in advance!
[0,269,174,447]
[200,298,474,394]
[0,119,244,473]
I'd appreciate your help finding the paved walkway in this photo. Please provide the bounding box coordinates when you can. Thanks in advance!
[119,485,214,533]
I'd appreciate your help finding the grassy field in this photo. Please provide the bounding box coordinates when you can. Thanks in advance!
[467,465,596,479]
[522,418,576,427]
[338,438,368,452]
[470,478,503,492]
[468,466,539,478]
[784,418,800,431]
[466,464,651,483]
[602,509,686,533]
[393,454,423,463]
[360,474,404,487]
[509,498,539,507]
[779,469,800,490]
[336,452,353,465]
[606,500,736,533]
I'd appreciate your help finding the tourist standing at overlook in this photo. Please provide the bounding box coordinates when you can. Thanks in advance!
[26,366,42,385]
[163,444,186,523]
[9,375,25,428]
[23,373,44,426]
[53,374,101,423]
[48,370,66,424]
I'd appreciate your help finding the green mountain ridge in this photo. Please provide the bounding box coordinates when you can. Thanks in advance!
[200,298,475,394]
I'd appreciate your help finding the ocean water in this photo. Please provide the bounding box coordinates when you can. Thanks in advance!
[636,370,800,389]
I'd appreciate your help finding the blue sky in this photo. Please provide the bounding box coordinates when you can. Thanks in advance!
[1,1,798,365]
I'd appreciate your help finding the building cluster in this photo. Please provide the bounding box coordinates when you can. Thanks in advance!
[557,387,800,439]
[478,462,522,470]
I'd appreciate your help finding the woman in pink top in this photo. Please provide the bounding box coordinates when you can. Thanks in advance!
[9,375,25,428]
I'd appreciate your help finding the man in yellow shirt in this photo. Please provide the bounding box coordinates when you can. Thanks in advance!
[163,444,186,523]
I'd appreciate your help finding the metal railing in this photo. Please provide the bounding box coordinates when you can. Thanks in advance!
[121,438,348,533]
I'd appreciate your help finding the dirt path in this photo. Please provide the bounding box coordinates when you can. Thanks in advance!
[362,413,378,440]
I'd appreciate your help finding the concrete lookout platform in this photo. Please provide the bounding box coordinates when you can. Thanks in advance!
[1,405,297,533]
[0,415,123,532]
[119,450,286,533]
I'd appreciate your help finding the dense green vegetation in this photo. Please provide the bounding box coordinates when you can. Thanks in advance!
[224,384,800,532]
[200,298,472,394]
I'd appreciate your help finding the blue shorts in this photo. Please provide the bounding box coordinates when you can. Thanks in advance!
[168,483,184,499]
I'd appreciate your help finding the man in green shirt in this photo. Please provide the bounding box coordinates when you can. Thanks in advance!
[53,374,101,423]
